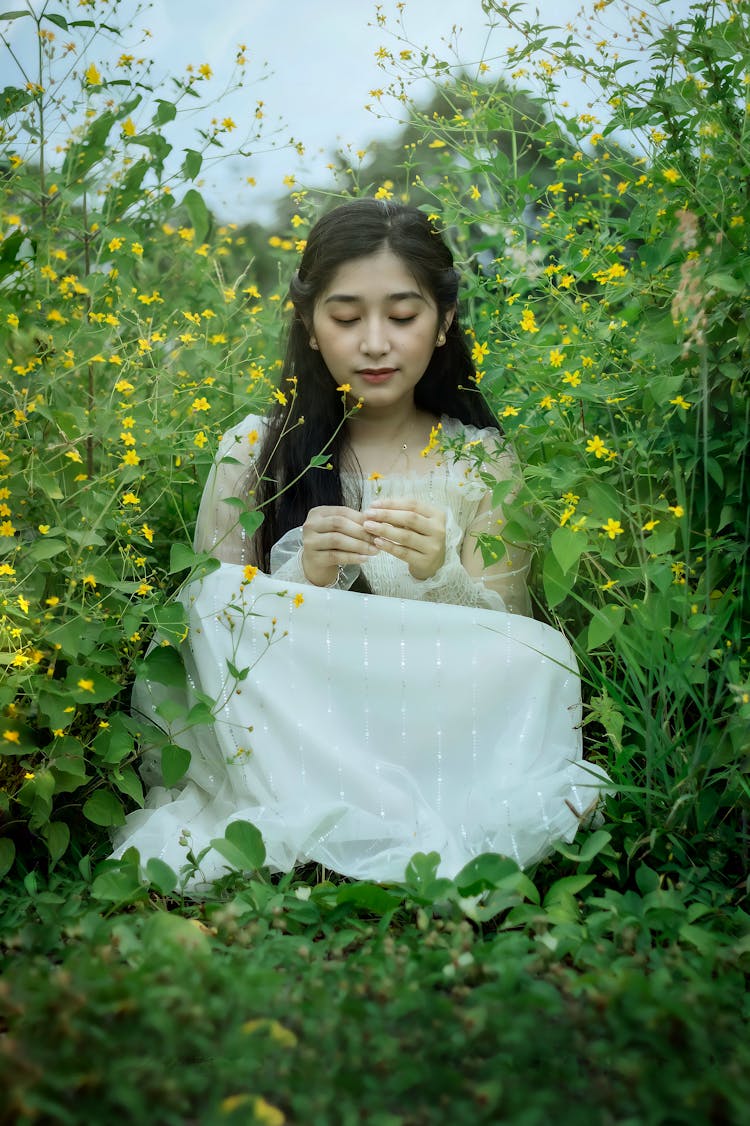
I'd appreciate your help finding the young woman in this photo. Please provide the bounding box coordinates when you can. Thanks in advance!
[113,200,604,884]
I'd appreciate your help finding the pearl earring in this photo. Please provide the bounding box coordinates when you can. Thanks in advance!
[436,331,446,346]
[310,339,319,350]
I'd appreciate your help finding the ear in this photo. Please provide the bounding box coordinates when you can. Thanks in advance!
[436,306,456,347]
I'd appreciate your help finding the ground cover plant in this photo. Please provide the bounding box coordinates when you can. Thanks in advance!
[1,0,748,1122]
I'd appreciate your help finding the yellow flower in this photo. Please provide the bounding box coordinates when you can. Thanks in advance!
[368,472,383,482]
[17,595,29,613]
[292,593,304,608]
[500,405,519,418]
[194,431,208,448]
[273,390,288,406]
[122,492,140,505]
[469,185,481,201]
[642,519,660,532]
[561,370,581,387]
[336,383,352,394]
[520,308,539,333]
[77,678,95,692]
[585,435,610,459]
[222,117,236,131]
[243,565,259,583]
[670,396,691,410]
[38,524,50,534]
[601,518,624,539]
[108,237,123,251]
[0,520,17,537]
[84,63,102,86]
[121,450,140,466]
[3,730,21,745]
[663,168,680,183]
[428,139,446,148]
[122,117,136,136]
[198,63,212,79]
[668,504,684,518]
[82,574,97,588]
[548,349,564,367]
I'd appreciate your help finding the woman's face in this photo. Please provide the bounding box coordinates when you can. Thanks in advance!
[310,247,451,414]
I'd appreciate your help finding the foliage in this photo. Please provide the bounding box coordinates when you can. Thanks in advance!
[1,835,749,1126]
[0,0,291,871]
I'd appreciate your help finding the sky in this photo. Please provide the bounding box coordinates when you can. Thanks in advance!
[2,0,693,223]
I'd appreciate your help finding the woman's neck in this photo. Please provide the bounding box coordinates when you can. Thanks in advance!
[344,402,440,477]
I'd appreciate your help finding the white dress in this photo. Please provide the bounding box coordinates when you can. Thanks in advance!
[112,414,604,883]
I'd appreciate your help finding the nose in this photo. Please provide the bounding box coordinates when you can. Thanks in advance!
[360,317,390,357]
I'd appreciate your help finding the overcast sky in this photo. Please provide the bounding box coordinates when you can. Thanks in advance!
[3,0,692,222]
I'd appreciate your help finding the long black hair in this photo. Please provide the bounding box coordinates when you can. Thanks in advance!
[253,199,499,570]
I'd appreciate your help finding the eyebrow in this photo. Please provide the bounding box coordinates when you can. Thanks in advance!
[323,290,426,304]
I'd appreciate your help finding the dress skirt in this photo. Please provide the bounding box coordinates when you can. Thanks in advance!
[111,567,603,884]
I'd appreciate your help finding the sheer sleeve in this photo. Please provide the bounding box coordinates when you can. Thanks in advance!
[193,414,263,564]
[402,425,531,615]
[459,430,531,616]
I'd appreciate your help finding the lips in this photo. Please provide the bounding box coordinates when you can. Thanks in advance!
[358,368,397,383]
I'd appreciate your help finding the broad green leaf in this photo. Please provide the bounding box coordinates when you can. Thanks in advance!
[550,526,587,575]
[28,537,67,562]
[587,605,625,650]
[224,819,266,868]
[706,271,745,296]
[337,882,403,914]
[161,743,191,787]
[83,789,125,827]
[543,549,577,608]
[0,837,16,878]
[43,11,69,30]
[555,829,612,864]
[153,99,177,125]
[182,148,203,180]
[183,188,210,243]
[91,863,146,904]
[239,510,264,538]
[145,857,178,895]
[543,874,595,907]
[64,666,122,704]
[42,821,70,864]
[147,602,188,645]
[112,766,144,806]
[137,644,187,689]
[454,852,523,896]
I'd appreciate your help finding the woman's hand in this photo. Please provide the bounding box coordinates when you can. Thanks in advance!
[362,499,446,581]
[301,506,378,586]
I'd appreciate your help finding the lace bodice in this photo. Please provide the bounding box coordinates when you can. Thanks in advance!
[194,413,531,615]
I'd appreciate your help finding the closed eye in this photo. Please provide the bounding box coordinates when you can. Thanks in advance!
[391,315,417,323]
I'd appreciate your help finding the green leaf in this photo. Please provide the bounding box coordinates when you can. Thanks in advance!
[337,882,403,915]
[587,605,625,650]
[555,829,612,864]
[543,873,595,906]
[83,789,126,827]
[42,821,70,864]
[64,666,122,704]
[182,188,210,244]
[168,543,220,579]
[224,819,266,868]
[43,11,69,30]
[209,820,266,873]
[145,857,178,895]
[146,602,188,645]
[454,852,524,896]
[239,509,264,538]
[113,766,144,806]
[90,862,146,904]
[161,743,191,787]
[181,148,203,180]
[28,537,67,562]
[153,99,177,125]
[543,549,577,608]
[0,837,16,878]
[705,271,745,296]
[0,10,31,21]
[137,644,187,689]
[550,526,587,575]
